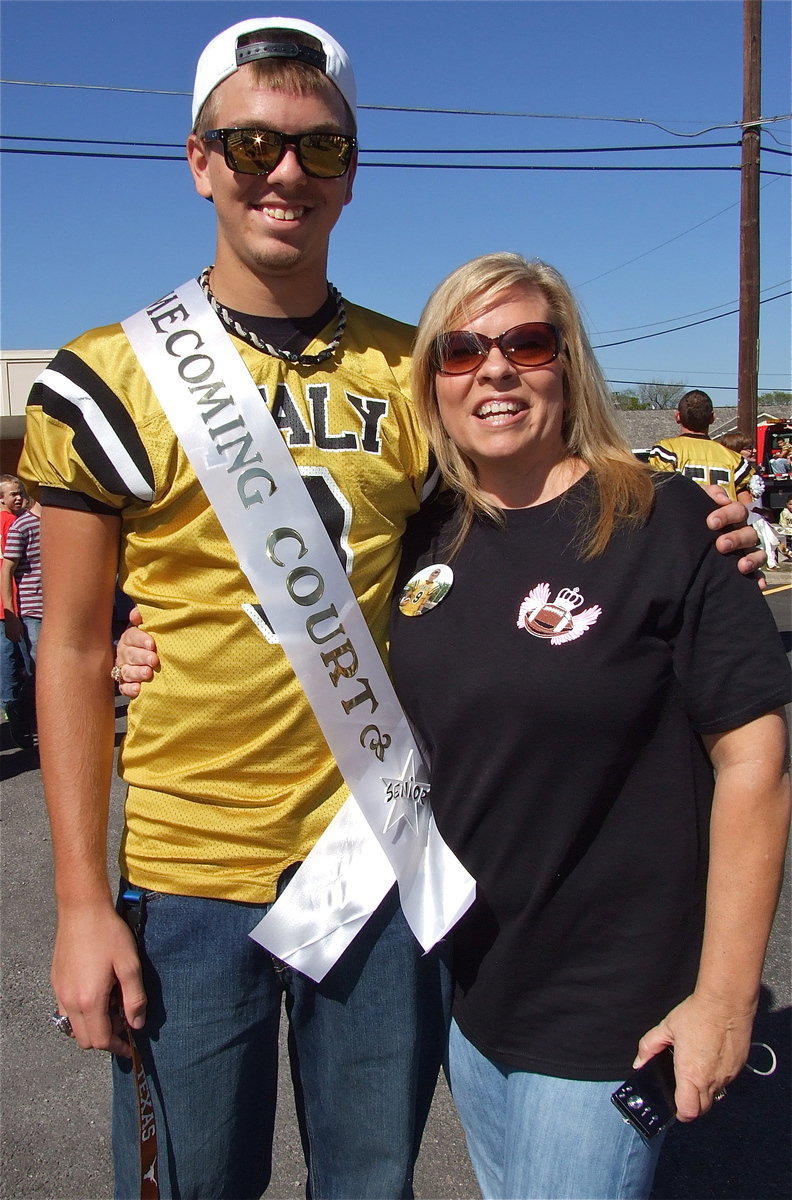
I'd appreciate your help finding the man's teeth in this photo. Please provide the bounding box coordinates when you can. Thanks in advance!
[262,206,305,221]
[476,401,523,419]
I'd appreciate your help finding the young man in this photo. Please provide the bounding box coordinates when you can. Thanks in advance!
[21,20,445,1200]
[19,17,764,1200]
[648,389,754,503]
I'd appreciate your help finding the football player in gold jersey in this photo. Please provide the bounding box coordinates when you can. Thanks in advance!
[648,389,754,503]
[21,17,765,1200]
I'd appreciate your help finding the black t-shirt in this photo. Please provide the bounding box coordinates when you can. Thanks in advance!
[223,291,338,356]
[390,473,790,1080]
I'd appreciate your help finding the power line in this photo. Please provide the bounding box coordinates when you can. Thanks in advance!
[595,279,791,333]
[365,163,787,174]
[1,94,787,357]
[592,290,791,349]
[574,179,786,289]
[0,134,746,154]
[3,147,788,175]
[604,379,790,392]
[0,79,189,96]
[6,134,782,304]
[607,366,791,377]
[1,76,790,138]
[0,147,186,163]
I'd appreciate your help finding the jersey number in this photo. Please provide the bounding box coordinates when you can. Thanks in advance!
[682,464,732,490]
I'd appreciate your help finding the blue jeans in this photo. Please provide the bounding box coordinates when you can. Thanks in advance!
[447,1019,665,1200]
[2,616,38,728]
[20,614,41,667]
[0,621,23,710]
[112,884,450,1200]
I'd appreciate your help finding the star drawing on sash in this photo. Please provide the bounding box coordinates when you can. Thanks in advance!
[381,750,431,835]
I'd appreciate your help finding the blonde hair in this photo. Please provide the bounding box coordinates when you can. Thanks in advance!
[411,253,655,558]
[194,30,356,135]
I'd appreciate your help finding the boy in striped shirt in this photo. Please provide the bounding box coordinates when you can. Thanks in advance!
[1,497,42,748]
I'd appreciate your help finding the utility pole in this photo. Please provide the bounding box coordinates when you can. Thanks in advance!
[737,0,761,437]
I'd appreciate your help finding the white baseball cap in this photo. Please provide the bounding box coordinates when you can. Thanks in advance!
[192,17,357,127]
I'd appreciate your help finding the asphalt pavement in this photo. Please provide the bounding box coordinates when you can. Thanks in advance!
[1,568,790,1200]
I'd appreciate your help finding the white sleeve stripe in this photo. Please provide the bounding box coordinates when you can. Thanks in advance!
[36,368,156,502]
[650,446,676,467]
[421,462,442,502]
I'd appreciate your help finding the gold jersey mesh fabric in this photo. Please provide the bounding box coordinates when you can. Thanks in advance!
[647,435,754,501]
[21,301,429,901]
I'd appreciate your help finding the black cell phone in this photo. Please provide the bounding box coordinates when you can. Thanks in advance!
[611,1047,677,1142]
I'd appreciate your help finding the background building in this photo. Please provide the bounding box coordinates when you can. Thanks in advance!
[0,350,54,473]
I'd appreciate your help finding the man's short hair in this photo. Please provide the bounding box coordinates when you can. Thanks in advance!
[677,390,714,433]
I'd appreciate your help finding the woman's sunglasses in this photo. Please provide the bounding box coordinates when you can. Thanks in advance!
[202,127,356,179]
[432,322,563,375]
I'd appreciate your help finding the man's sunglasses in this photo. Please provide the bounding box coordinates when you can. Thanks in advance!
[202,127,356,178]
[432,322,563,375]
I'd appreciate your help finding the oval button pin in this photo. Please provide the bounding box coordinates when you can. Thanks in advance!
[398,564,454,616]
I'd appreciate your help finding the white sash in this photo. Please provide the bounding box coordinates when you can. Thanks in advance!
[122,280,474,981]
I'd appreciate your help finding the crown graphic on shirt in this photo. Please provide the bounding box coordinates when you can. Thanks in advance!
[554,586,585,612]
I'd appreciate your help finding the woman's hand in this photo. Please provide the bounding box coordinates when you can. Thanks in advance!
[632,992,753,1121]
[115,607,159,698]
[635,712,790,1123]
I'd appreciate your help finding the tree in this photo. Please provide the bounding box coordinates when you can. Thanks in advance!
[757,391,792,407]
[636,382,686,410]
[611,391,650,410]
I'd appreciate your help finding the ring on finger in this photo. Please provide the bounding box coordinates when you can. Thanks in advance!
[51,1011,75,1038]
[713,1087,727,1102]
[111,665,122,683]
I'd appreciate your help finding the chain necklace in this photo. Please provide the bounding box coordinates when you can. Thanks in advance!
[198,265,346,365]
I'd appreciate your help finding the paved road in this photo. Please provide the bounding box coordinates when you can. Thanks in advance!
[2,568,790,1199]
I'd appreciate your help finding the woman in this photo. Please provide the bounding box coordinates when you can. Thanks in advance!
[114,255,787,1199]
[389,253,790,1198]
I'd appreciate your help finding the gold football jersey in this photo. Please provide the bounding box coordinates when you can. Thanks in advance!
[648,435,753,501]
[21,301,432,901]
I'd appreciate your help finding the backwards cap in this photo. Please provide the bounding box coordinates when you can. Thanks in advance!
[192,17,357,127]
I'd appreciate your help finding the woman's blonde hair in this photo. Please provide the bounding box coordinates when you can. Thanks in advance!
[411,252,655,557]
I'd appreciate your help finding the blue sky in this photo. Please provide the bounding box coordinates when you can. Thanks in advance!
[1,0,790,404]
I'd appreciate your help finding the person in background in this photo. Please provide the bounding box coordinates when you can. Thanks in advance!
[388,253,790,1200]
[718,431,766,510]
[719,433,792,563]
[0,475,33,747]
[0,475,26,522]
[649,390,753,503]
[1,495,43,659]
[779,496,792,550]
[717,430,754,460]
[1,494,42,750]
[747,506,790,569]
